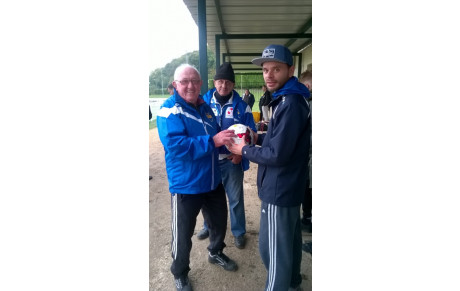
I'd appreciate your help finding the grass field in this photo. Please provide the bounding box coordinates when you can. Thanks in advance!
[149,94,168,99]
[149,119,156,129]
[149,95,166,129]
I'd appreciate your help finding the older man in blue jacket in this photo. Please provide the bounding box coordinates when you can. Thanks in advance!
[228,45,311,291]
[157,64,239,291]
[195,63,256,250]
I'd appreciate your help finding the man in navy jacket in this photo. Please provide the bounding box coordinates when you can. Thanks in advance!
[228,44,311,291]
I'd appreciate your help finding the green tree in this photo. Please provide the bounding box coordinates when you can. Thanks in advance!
[149,48,266,96]
[150,48,216,95]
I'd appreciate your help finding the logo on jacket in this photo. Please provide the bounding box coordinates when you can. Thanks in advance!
[225,107,234,118]
[206,113,213,120]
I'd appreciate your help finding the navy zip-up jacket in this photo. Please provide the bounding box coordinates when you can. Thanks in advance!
[241,77,311,207]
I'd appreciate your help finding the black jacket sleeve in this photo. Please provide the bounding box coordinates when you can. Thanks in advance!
[263,92,272,106]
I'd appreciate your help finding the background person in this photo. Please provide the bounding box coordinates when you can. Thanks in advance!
[157,64,238,291]
[197,63,257,250]
[228,44,311,291]
[167,83,174,95]
[258,86,265,122]
[241,88,255,110]
[260,84,272,122]
[298,70,312,234]
[299,69,313,253]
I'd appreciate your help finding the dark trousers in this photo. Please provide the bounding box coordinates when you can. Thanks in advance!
[259,202,303,290]
[302,187,312,221]
[170,183,228,279]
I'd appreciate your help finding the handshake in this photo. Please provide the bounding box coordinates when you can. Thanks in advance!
[213,124,258,155]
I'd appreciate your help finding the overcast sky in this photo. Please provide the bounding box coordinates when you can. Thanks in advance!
[150,0,199,72]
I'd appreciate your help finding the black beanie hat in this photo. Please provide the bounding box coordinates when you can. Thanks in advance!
[214,63,235,83]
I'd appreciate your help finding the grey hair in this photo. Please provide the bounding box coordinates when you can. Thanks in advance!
[174,64,201,81]
[299,70,312,83]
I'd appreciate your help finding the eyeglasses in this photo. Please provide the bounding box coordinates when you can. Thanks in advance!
[175,79,201,86]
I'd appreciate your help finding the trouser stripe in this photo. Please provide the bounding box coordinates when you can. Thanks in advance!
[172,194,178,260]
[267,204,277,291]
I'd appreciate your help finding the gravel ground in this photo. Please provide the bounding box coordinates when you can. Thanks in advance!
[149,128,312,291]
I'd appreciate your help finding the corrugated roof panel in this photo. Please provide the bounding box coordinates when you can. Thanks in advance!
[183,0,312,72]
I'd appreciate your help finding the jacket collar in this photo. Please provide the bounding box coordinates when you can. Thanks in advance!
[272,76,311,100]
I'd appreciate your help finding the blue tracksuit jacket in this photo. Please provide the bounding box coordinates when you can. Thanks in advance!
[203,88,256,171]
[157,91,221,195]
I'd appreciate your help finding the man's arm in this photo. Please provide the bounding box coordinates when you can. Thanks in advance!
[230,97,308,167]
[157,106,220,161]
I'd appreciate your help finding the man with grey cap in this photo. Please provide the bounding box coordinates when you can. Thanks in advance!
[198,63,257,250]
[228,44,311,291]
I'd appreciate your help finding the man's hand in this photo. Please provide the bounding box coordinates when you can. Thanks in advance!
[227,140,246,156]
[227,154,242,164]
[213,129,237,148]
[248,127,258,145]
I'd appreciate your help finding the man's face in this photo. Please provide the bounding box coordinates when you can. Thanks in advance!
[302,81,312,93]
[173,67,202,105]
[262,61,295,92]
[214,79,234,96]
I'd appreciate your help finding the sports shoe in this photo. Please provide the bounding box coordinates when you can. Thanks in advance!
[174,275,192,291]
[208,251,238,271]
[196,228,209,240]
[234,235,246,249]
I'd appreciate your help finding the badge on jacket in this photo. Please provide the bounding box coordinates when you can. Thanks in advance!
[225,107,234,118]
